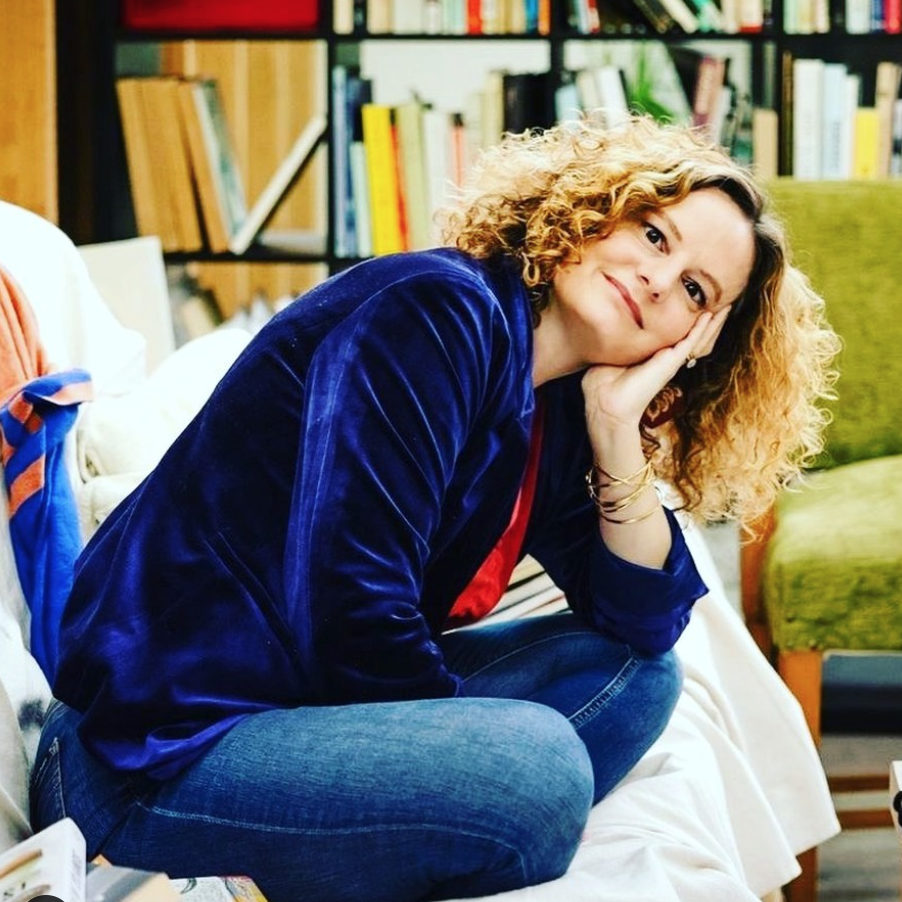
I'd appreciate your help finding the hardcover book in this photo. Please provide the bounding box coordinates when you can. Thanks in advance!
[120,0,319,32]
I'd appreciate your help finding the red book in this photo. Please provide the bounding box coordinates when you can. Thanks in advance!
[467,0,482,33]
[121,0,319,32]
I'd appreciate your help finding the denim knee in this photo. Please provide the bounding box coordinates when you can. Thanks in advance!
[472,700,594,888]
[636,649,683,738]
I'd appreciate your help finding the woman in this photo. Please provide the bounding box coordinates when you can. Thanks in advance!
[31,116,838,902]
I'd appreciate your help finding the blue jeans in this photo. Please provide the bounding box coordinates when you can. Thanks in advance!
[30,612,680,902]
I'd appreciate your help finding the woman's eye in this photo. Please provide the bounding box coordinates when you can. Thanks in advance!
[645,224,665,248]
[684,278,707,306]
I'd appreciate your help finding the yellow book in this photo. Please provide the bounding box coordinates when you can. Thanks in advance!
[116,77,159,242]
[852,106,880,179]
[152,76,203,252]
[135,77,182,252]
[176,78,230,253]
[362,103,404,256]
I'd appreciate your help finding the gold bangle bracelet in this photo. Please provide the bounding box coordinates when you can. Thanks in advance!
[598,503,660,525]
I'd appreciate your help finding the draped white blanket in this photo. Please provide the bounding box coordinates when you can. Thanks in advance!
[451,525,840,902]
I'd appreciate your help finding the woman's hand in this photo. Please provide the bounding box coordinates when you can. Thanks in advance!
[582,307,730,435]
[580,307,729,569]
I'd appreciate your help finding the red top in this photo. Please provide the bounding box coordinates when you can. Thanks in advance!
[445,403,545,629]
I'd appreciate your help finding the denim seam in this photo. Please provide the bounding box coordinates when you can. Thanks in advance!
[31,737,66,821]
[462,629,593,682]
[130,801,530,880]
[568,653,640,730]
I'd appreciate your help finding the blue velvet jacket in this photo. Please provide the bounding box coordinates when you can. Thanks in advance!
[54,249,707,780]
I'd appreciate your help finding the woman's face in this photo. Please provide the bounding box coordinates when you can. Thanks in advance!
[550,188,756,367]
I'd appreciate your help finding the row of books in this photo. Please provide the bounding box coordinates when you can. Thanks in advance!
[0,818,271,902]
[334,0,553,34]
[116,75,326,255]
[332,43,752,259]
[561,43,748,149]
[569,0,743,33]
[333,67,464,258]
[790,57,902,179]
[334,0,768,36]
[784,0,901,32]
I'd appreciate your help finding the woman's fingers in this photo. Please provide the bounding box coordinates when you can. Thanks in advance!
[689,307,731,361]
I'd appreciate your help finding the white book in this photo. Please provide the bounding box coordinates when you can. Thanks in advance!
[349,141,372,257]
[718,0,742,32]
[480,69,505,147]
[813,0,830,31]
[845,0,871,31]
[333,0,354,32]
[228,113,326,255]
[423,0,442,32]
[875,61,901,178]
[366,0,391,31]
[0,818,86,902]
[575,68,602,117]
[821,62,849,179]
[593,66,631,130]
[442,0,467,33]
[331,66,352,258]
[392,0,422,32]
[658,0,700,32]
[792,58,825,180]
[737,0,763,30]
[554,79,582,124]
[422,107,453,237]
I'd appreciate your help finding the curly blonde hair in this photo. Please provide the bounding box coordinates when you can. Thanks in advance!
[439,115,840,525]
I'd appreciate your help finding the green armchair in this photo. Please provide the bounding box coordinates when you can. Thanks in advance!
[741,179,902,902]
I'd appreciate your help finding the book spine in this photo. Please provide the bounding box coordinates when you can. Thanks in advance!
[331,65,354,258]
[792,58,825,179]
[362,103,404,255]
[852,106,880,177]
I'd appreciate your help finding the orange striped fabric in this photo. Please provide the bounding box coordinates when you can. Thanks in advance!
[0,264,48,403]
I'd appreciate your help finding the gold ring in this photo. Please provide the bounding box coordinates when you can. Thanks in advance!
[685,354,697,369]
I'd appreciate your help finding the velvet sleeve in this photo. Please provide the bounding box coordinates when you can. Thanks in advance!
[284,268,510,703]
[525,387,708,654]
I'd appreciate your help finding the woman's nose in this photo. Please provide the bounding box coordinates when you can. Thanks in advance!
[640,261,679,302]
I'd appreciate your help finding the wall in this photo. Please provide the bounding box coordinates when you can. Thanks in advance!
[0,0,57,222]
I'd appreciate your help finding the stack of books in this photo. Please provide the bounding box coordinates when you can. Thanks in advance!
[116,75,326,256]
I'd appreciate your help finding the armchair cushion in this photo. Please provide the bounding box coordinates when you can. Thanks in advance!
[767,179,902,468]
[763,453,902,651]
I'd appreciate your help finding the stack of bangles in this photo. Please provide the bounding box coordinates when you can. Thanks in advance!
[584,459,660,524]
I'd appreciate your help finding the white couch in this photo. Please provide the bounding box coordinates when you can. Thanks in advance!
[0,200,839,900]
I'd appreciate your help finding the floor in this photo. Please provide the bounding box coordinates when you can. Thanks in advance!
[702,522,901,902]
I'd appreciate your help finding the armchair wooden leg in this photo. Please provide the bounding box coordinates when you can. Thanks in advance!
[783,848,817,902]
[777,649,823,744]
[777,651,823,902]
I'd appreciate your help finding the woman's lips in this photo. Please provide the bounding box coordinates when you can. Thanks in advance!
[606,276,643,327]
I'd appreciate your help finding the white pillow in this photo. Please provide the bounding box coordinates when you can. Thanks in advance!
[76,327,252,535]
[0,201,147,397]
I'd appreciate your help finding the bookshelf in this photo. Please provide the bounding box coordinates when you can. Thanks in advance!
[54,0,902,313]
